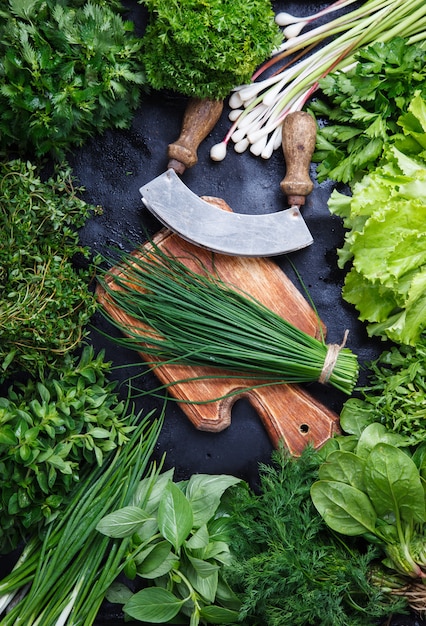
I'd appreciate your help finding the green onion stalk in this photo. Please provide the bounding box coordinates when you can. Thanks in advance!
[0,408,164,626]
[210,0,426,162]
[98,246,359,395]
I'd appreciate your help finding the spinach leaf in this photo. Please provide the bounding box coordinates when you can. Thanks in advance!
[310,480,377,536]
[313,433,426,583]
[355,423,410,460]
[318,450,366,491]
[364,443,425,526]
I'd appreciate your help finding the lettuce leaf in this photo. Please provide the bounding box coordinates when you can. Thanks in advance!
[328,93,426,345]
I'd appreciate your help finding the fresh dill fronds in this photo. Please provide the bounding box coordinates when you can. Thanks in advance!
[225,446,407,626]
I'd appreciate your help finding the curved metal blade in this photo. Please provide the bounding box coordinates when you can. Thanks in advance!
[140,169,313,257]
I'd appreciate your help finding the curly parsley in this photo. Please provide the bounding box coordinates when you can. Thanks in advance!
[139,0,282,99]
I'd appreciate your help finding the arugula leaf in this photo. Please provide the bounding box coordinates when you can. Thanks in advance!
[340,336,426,446]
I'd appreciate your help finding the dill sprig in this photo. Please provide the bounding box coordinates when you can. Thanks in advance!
[225,446,407,625]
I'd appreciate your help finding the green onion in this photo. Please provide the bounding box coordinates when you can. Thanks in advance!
[210,0,426,161]
[98,245,359,395]
[0,407,164,625]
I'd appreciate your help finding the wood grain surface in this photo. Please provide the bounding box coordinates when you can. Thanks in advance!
[97,197,340,455]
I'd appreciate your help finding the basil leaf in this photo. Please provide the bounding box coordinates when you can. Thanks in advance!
[96,506,150,538]
[185,474,240,528]
[199,605,240,624]
[158,481,193,551]
[135,541,177,579]
[124,587,184,623]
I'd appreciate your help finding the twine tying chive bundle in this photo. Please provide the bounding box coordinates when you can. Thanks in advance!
[99,245,359,396]
[318,329,349,385]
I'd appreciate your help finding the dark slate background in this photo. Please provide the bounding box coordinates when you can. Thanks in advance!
[3,1,425,624]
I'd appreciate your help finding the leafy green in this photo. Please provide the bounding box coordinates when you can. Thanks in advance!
[98,471,241,625]
[311,37,426,183]
[99,243,359,395]
[312,426,426,583]
[0,409,164,625]
[0,345,136,553]
[0,159,98,380]
[0,0,147,159]
[223,447,404,626]
[139,0,282,99]
[327,93,426,345]
[340,337,426,446]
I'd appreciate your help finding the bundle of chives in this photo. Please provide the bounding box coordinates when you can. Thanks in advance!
[99,245,359,395]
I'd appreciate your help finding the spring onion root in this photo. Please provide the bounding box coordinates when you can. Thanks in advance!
[210,0,426,161]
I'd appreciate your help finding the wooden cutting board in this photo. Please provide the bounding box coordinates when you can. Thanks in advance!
[97,197,340,455]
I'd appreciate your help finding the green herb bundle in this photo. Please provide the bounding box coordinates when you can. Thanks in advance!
[224,447,405,626]
[311,423,426,611]
[0,346,135,554]
[97,471,241,625]
[339,336,426,446]
[312,37,426,183]
[99,246,359,395]
[0,408,163,625]
[0,0,147,159]
[139,0,282,99]
[0,160,98,381]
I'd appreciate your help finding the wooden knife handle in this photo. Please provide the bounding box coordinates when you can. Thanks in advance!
[167,98,224,175]
[280,111,317,207]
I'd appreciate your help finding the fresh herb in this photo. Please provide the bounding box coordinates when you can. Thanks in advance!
[139,0,281,100]
[0,408,163,625]
[0,0,147,159]
[311,424,426,611]
[311,37,426,183]
[0,346,136,554]
[327,92,426,346]
[97,471,241,625]
[339,337,426,446]
[224,446,404,626]
[99,244,359,394]
[211,0,426,162]
[0,159,98,381]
